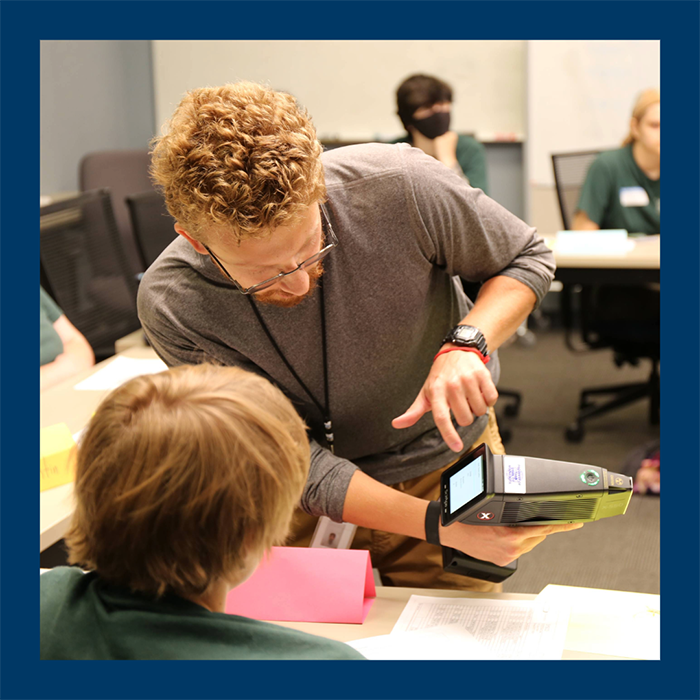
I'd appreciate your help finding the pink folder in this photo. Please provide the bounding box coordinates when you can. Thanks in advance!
[225,547,376,624]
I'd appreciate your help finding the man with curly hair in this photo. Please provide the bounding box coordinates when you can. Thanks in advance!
[139,82,581,592]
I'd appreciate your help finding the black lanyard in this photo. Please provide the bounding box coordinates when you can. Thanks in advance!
[246,280,334,453]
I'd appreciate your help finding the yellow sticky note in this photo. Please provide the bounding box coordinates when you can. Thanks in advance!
[40,423,76,492]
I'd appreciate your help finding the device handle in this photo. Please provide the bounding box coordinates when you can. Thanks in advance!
[442,547,518,583]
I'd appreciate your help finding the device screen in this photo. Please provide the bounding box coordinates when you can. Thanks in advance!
[449,455,485,514]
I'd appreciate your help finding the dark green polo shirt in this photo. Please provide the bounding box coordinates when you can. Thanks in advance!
[391,133,489,195]
[40,286,64,366]
[40,567,365,660]
[576,145,660,235]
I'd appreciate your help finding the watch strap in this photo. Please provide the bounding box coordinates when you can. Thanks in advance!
[434,346,490,365]
[425,500,442,546]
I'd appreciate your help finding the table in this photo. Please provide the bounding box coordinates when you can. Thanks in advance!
[275,586,652,660]
[40,345,158,551]
[544,234,660,354]
[546,233,660,285]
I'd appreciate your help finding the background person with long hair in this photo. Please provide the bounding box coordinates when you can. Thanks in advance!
[574,88,660,234]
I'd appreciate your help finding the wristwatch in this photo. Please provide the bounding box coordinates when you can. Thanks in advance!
[440,325,489,356]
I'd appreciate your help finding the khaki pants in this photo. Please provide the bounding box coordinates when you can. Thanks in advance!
[289,409,506,592]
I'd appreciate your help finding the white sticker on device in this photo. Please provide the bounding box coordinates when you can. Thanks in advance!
[503,456,526,493]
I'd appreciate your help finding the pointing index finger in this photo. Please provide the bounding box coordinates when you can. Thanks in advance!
[431,394,463,452]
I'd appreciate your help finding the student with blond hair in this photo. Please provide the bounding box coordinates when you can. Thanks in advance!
[40,364,364,660]
[574,88,660,234]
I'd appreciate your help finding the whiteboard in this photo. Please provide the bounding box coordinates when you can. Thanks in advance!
[152,40,525,141]
[526,40,660,186]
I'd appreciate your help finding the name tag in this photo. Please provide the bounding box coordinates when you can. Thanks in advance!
[310,515,357,549]
[619,186,650,207]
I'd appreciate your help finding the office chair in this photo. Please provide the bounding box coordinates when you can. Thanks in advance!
[551,150,602,230]
[126,190,178,269]
[80,150,153,276]
[551,150,603,350]
[551,152,660,442]
[40,189,141,361]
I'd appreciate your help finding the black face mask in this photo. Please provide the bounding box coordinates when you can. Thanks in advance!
[411,110,451,140]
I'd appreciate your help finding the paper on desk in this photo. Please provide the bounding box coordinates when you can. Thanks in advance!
[348,623,495,660]
[554,229,635,255]
[74,356,168,391]
[535,584,660,660]
[391,595,570,660]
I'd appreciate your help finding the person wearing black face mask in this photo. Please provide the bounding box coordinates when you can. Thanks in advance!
[392,74,489,194]
[412,106,451,140]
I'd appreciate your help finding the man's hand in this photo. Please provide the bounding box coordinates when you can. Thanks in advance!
[392,350,498,452]
[440,520,585,566]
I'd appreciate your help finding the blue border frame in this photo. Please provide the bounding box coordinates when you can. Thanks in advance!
[19,0,688,698]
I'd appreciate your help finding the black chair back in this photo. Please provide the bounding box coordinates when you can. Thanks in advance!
[40,189,141,360]
[80,150,153,275]
[551,150,602,229]
[126,190,178,269]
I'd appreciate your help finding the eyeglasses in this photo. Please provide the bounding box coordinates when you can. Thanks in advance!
[204,205,338,295]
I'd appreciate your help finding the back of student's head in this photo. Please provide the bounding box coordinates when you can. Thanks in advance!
[65,364,310,598]
[622,88,660,146]
[396,74,453,131]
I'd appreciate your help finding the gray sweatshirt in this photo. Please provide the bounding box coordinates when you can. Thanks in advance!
[138,143,555,522]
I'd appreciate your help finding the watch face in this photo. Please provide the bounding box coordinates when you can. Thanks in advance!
[454,326,479,342]
[449,325,487,353]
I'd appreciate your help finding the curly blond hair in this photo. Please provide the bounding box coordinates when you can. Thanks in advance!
[65,364,310,598]
[150,82,326,242]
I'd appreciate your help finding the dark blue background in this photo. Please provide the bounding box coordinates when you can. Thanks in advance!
[2,2,697,699]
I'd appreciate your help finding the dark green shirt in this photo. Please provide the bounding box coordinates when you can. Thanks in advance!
[40,568,365,660]
[40,286,63,366]
[576,145,660,235]
[391,133,489,195]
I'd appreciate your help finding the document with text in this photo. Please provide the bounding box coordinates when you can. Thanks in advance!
[390,595,570,660]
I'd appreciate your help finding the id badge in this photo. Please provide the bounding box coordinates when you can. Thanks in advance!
[619,186,650,207]
[310,515,357,549]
